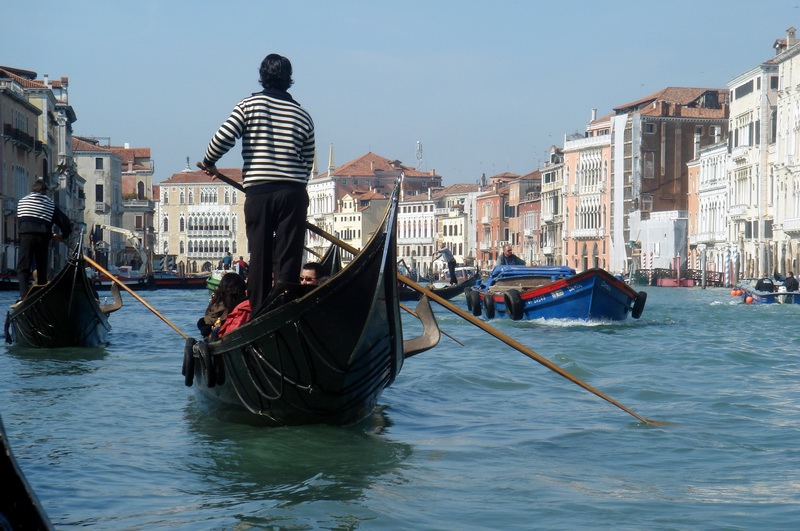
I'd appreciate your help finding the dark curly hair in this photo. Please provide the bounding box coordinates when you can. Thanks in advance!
[209,272,248,312]
[259,54,294,91]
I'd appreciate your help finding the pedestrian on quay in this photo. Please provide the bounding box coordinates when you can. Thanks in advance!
[202,53,315,315]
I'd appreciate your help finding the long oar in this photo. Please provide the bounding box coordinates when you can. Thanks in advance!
[198,164,662,424]
[84,256,189,339]
[397,274,665,426]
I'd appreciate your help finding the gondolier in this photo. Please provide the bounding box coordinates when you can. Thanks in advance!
[15,179,72,300]
[202,53,315,315]
[432,243,458,285]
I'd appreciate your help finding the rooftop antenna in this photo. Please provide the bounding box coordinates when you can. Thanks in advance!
[182,156,191,172]
[416,140,423,170]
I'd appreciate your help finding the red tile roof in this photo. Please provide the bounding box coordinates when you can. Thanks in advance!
[313,151,438,181]
[161,169,243,185]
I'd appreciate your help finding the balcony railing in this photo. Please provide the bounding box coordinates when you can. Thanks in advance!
[571,227,605,239]
[783,217,800,233]
[95,202,108,213]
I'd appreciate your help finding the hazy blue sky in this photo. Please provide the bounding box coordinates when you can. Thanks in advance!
[6,1,799,184]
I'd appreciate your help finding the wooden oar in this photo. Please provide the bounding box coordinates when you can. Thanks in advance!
[84,256,189,339]
[198,164,663,424]
[400,303,464,346]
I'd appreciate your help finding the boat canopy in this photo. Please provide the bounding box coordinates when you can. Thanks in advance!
[487,265,576,284]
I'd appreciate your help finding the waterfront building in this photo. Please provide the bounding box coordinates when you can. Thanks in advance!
[109,144,155,271]
[506,172,539,262]
[155,167,246,274]
[687,139,728,275]
[0,67,81,274]
[74,136,125,268]
[539,148,565,266]
[771,27,800,275]
[563,112,613,272]
[517,173,541,265]
[332,190,389,262]
[397,191,436,277]
[475,172,517,270]
[726,50,781,278]
[607,87,729,272]
[307,150,441,257]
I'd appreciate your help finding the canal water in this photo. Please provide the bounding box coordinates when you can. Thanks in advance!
[1,286,798,529]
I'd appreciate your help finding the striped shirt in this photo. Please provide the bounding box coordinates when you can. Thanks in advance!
[204,89,315,188]
[17,192,55,224]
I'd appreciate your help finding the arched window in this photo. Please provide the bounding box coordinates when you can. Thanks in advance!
[179,217,185,232]
[137,181,145,200]
[162,216,169,232]
[180,240,185,254]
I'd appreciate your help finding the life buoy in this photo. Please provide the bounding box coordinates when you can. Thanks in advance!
[484,293,496,319]
[182,338,196,387]
[631,291,647,319]
[504,289,524,321]
[195,341,216,388]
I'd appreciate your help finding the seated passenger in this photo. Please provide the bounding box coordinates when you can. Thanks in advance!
[197,272,247,339]
[300,262,324,286]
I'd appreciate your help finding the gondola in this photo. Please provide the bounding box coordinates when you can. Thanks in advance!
[398,273,479,302]
[0,415,54,530]
[183,184,441,426]
[5,238,123,348]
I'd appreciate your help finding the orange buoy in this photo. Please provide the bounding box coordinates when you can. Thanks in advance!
[745,296,754,304]
[731,289,738,296]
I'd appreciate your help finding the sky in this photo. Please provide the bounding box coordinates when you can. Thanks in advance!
[6,1,799,185]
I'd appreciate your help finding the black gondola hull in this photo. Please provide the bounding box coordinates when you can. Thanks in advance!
[7,250,115,348]
[191,189,404,426]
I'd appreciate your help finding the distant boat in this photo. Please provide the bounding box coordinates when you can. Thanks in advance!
[5,243,123,348]
[465,265,647,322]
[151,270,208,290]
[398,272,479,302]
[737,277,800,304]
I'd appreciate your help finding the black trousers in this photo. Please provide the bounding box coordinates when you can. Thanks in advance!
[17,233,50,299]
[244,186,309,314]
[447,259,457,285]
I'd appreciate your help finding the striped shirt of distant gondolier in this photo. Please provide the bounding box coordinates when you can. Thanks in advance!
[17,193,55,226]
[204,90,315,188]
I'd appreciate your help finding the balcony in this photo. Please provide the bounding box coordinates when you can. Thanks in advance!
[783,217,800,234]
[541,212,554,223]
[690,230,727,243]
[94,202,108,213]
[186,229,232,237]
[542,245,554,255]
[481,216,490,225]
[728,204,748,219]
[571,228,605,239]
[123,199,153,209]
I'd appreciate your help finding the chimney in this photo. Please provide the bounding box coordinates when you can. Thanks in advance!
[43,73,49,87]
[591,108,597,121]
[788,27,797,47]
[124,142,130,149]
